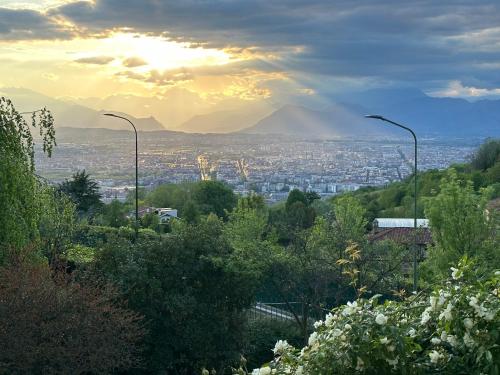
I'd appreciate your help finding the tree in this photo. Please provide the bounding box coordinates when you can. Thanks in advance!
[101,199,129,228]
[422,169,497,280]
[38,187,76,263]
[58,170,103,219]
[193,180,237,219]
[286,189,308,211]
[471,138,500,171]
[0,97,56,261]
[91,215,256,373]
[0,263,144,374]
[182,199,200,224]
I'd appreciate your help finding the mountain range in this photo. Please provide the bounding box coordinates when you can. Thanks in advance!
[1,88,164,131]
[2,87,499,138]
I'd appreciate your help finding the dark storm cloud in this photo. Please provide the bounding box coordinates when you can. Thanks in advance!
[5,1,500,91]
[0,7,72,40]
[49,0,500,88]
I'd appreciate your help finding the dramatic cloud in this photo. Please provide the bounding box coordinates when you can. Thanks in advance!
[74,55,114,64]
[3,0,500,98]
[0,7,72,40]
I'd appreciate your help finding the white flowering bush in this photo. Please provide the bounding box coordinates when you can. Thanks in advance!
[246,259,499,374]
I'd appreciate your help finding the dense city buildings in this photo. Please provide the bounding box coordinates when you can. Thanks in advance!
[35,129,476,203]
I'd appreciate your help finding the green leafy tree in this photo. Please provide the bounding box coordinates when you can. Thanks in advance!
[91,215,256,373]
[59,170,103,219]
[422,169,497,280]
[38,187,76,263]
[471,138,500,171]
[193,180,237,219]
[0,97,56,261]
[182,199,199,224]
[101,199,129,228]
[141,211,160,231]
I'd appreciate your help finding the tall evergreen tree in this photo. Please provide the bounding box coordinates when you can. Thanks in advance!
[59,170,102,219]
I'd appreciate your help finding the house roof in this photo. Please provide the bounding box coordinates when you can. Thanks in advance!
[369,227,432,245]
[374,218,429,228]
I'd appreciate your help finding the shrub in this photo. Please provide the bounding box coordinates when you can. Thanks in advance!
[247,258,499,374]
[0,263,145,374]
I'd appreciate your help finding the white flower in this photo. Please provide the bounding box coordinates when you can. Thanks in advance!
[273,340,291,355]
[429,350,442,364]
[484,310,495,321]
[386,356,399,368]
[463,318,474,330]
[380,337,390,344]
[463,332,475,348]
[387,345,395,352]
[446,335,458,347]
[308,332,318,346]
[439,303,453,321]
[295,366,304,375]
[431,337,441,345]
[325,313,335,327]
[342,301,359,316]
[313,320,323,329]
[429,296,438,310]
[344,323,352,331]
[332,328,342,337]
[355,357,364,371]
[440,331,447,341]
[421,309,431,325]
[253,368,272,375]
[375,313,388,325]
[450,267,462,280]
[408,328,416,338]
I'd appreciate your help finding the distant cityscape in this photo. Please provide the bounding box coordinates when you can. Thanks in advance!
[35,129,476,204]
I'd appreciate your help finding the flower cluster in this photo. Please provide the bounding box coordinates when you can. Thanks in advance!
[247,261,499,374]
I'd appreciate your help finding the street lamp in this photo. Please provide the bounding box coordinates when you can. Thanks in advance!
[103,113,139,240]
[365,114,418,292]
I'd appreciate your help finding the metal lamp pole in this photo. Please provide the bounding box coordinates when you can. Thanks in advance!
[103,113,139,240]
[365,115,418,292]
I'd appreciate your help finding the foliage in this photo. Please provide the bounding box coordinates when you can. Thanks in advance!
[58,170,103,219]
[38,187,76,262]
[242,319,302,371]
[247,259,499,375]
[145,180,237,220]
[471,138,500,171]
[0,263,145,374]
[193,180,238,219]
[99,199,130,228]
[90,215,257,374]
[0,97,56,258]
[259,196,408,345]
[422,169,498,280]
[65,244,96,265]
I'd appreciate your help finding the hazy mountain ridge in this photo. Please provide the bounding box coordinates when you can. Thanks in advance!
[3,87,500,137]
[239,103,394,138]
[1,88,165,131]
[239,89,500,137]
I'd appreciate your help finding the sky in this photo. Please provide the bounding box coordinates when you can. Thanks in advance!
[1,0,500,124]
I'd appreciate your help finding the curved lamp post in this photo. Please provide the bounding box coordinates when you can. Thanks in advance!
[365,115,418,292]
[103,113,139,240]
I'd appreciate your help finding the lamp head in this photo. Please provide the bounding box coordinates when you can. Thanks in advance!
[364,114,385,120]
